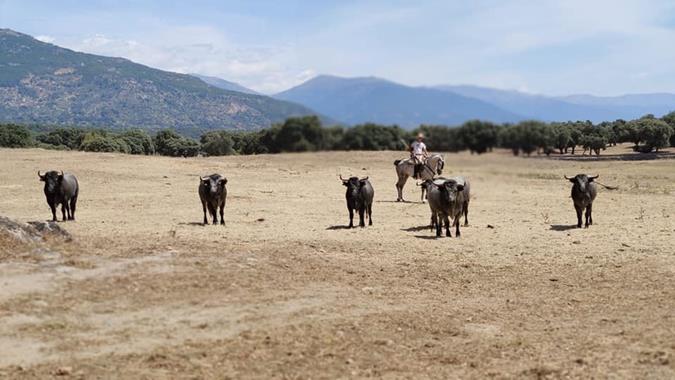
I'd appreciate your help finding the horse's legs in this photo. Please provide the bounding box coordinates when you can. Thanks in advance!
[396,174,408,202]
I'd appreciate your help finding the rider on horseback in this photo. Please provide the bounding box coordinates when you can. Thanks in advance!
[410,133,429,179]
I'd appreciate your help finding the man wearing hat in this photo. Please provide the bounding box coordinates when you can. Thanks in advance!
[410,132,429,179]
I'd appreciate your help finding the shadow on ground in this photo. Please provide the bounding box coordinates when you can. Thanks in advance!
[376,200,424,204]
[549,224,579,231]
[326,225,353,230]
[402,225,432,232]
[413,235,439,240]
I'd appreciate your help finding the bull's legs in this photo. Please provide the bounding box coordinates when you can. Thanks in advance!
[575,206,583,228]
[202,201,208,225]
[430,213,437,231]
[463,202,469,226]
[585,204,592,227]
[64,197,73,220]
[219,203,225,225]
[444,214,451,237]
[49,202,57,222]
[208,204,218,225]
[367,204,373,226]
[358,208,365,227]
[69,195,77,220]
[588,204,593,226]
[454,216,461,237]
[61,203,68,222]
[435,212,442,238]
[348,208,354,228]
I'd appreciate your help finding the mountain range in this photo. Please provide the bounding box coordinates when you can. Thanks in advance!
[1,28,674,133]
[274,75,521,127]
[191,73,259,95]
[276,76,675,127]
[437,85,675,123]
[0,28,318,137]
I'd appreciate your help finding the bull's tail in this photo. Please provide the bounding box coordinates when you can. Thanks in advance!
[597,182,619,190]
[394,159,401,166]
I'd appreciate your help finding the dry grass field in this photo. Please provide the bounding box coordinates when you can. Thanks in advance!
[0,145,674,379]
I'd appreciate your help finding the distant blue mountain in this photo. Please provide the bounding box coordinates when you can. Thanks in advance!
[275,75,522,128]
[557,93,675,117]
[436,85,675,122]
[190,73,260,95]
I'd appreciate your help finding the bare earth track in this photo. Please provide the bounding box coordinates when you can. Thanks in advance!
[0,145,674,379]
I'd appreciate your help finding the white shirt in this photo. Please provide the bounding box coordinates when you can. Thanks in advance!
[411,141,427,156]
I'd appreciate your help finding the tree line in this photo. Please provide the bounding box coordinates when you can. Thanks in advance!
[1,113,675,157]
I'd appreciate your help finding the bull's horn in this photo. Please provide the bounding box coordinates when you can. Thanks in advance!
[339,174,346,181]
[57,171,63,176]
[200,176,209,181]
[37,171,43,178]
[564,175,572,180]
[360,176,369,181]
[589,175,599,179]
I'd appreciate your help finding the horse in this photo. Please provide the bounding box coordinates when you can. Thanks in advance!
[393,154,445,202]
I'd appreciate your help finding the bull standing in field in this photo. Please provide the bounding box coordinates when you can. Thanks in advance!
[341,175,374,228]
[565,174,599,228]
[199,174,228,225]
[425,177,468,238]
[38,171,79,222]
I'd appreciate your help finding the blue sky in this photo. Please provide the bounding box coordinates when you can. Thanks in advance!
[2,0,675,95]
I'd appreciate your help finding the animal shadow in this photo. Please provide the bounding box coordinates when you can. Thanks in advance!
[326,225,353,230]
[413,235,441,240]
[549,224,578,231]
[178,222,207,226]
[377,200,424,204]
[402,225,432,232]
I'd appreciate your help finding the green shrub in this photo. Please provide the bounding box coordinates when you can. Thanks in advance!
[201,131,235,156]
[0,124,34,148]
[80,131,130,153]
[154,129,200,157]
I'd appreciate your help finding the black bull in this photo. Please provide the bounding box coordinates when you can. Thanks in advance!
[199,174,228,225]
[38,171,79,222]
[341,175,374,228]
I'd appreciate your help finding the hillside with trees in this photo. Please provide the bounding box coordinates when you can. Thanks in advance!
[0,29,320,136]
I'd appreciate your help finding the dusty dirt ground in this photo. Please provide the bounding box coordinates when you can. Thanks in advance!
[0,145,674,379]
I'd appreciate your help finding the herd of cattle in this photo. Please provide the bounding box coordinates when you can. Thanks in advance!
[37,157,607,237]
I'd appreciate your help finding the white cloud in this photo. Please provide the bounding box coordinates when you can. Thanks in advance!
[61,26,311,94]
[35,35,55,43]
[38,0,675,95]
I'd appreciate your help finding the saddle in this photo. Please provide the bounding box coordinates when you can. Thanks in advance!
[412,156,427,179]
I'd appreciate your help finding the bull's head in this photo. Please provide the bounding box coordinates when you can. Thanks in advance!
[565,174,598,193]
[340,175,368,195]
[201,175,227,194]
[440,179,464,203]
[38,171,63,194]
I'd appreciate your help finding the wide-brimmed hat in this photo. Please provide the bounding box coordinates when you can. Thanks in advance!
[416,133,425,139]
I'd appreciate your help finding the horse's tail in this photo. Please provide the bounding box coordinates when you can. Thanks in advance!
[394,159,401,166]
